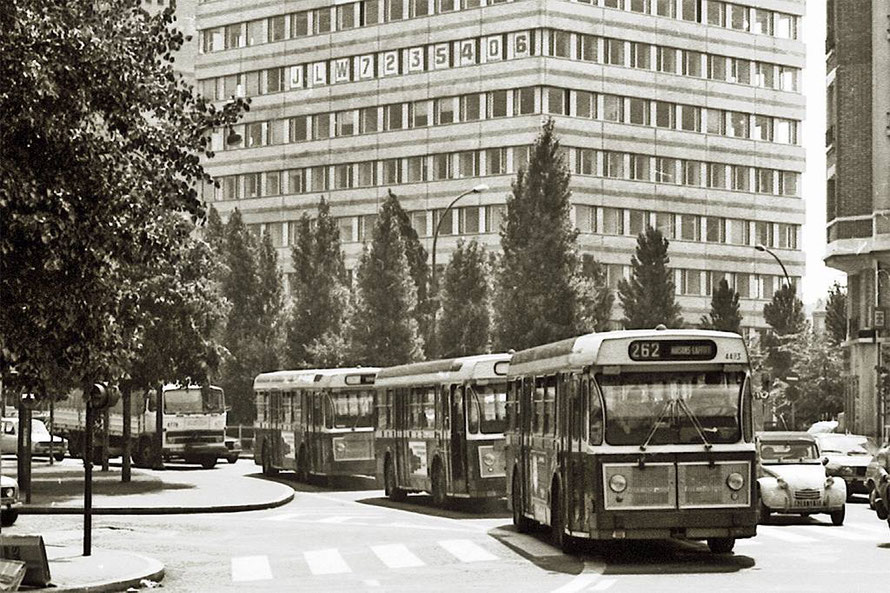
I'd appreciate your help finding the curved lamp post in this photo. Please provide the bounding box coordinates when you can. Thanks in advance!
[754,244,791,287]
[429,183,489,355]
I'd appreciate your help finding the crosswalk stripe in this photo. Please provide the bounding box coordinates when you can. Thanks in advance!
[305,549,351,575]
[806,527,871,541]
[231,555,273,582]
[371,544,425,568]
[549,574,599,593]
[318,516,354,523]
[438,539,499,563]
[757,527,818,543]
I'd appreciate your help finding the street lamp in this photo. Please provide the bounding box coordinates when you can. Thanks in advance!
[754,244,791,287]
[429,183,489,354]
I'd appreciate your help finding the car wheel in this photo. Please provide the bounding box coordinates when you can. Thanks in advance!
[54,452,65,462]
[758,498,772,524]
[876,496,889,520]
[201,457,216,470]
[1,510,18,527]
[868,487,877,510]
[830,506,845,526]
[707,537,735,554]
[227,455,238,464]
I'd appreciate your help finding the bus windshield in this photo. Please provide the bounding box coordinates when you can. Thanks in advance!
[329,390,374,428]
[164,387,225,415]
[597,371,744,446]
[468,383,507,434]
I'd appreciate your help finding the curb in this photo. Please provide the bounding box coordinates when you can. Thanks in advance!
[49,552,165,593]
[20,490,294,516]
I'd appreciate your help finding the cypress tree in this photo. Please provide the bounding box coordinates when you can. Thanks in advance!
[437,240,492,358]
[762,283,807,382]
[618,226,683,329]
[495,118,585,351]
[286,197,349,367]
[255,230,284,372]
[346,197,424,366]
[580,254,615,332]
[701,278,742,333]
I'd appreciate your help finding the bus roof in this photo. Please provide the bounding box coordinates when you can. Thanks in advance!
[508,329,748,376]
[375,353,511,388]
[253,368,381,390]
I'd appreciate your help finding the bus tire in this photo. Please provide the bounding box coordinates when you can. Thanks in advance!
[512,472,532,534]
[550,479,576,553]
[296,446,308,482]
[384,457,406,502]
[262,444,279,477]
[707,537,735,554]
[431,461,447,507]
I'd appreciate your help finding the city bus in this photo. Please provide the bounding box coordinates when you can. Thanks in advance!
[506,328,758,553]
[375,353,510,506]
[253,368,379,481]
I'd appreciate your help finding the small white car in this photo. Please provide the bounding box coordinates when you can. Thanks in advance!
[756,431,847,525]
[1,417,67,461]
[1,474,21,526]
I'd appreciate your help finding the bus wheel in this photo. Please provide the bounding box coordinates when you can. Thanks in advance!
[550,481,575,553]
[262,445,279,477]
[512,473,532,534]
[431,461,447,507]
[706,537,735,554]
[385,457,406,503]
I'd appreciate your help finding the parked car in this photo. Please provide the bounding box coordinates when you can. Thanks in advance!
[1,474,21,526]
[224,437,242,464]
[867,442,890,522]
[815,433,877,500]
[756,431,847,525]
[1,417,68,461]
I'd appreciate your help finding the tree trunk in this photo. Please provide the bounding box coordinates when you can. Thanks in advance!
[154,384,164,470]
[121,387,131,482]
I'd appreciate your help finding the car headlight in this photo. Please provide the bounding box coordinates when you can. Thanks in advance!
[1,487,15,498]
[609,474,627,493]
[777,478,789,490]
[726,472,745,491]
[825,477,835,488]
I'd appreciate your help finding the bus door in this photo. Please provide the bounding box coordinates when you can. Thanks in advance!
[450,385,468,494]
[564,374,586,532]
[270,391,281,461]
[519,378,533,512]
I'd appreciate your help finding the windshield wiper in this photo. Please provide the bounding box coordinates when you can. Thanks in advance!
[639,398,675,452]
[675,398,713,450]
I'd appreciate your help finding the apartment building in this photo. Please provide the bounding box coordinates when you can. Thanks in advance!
[195,0,806,332]
[825,0,890,440]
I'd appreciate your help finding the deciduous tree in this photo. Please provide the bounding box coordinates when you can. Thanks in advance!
[618,227,683,329]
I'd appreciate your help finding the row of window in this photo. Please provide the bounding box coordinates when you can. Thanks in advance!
[601,265,794,300]
[212,87,799,158]
[199,27,801,102]
[198,0,799,55]
[209,144,799,203]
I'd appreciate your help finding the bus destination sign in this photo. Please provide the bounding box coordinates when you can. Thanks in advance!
[628,339,718,362]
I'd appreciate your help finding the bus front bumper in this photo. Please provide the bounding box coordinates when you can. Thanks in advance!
[586,508,758,541]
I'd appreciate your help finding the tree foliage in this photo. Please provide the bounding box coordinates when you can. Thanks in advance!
[762,284,807,383]
[0,0,245,394]
[346,195,424,366]
[437,240,492,358]
[618,227,683,329]
[775,330,845,430]
[286,197,350,368]
[701,279,742,334]
[824,282,847,345]
[387,189,431,343]
[494,118,587,351]
[579,255,615,332]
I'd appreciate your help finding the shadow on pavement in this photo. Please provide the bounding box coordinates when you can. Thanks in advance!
[28,467,194,506]
[489,524,753,576]
[248,471,379,493]
[358,494,510,519]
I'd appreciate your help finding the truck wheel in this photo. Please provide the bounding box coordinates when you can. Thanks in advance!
[1,510,18,527]
[138,438,157,468]
[262,445,279,477]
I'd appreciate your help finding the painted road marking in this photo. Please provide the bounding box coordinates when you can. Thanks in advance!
[371,544,425,568]
[548,561,606,593]
[438,539,499,563]
[231,555,273,582]
[305,549,351,575]
[589,579,617,591]
[318,516,355,524]
[757,526,818,543]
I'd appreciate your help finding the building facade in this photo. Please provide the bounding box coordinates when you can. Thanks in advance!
[195,0,806,332]
[825,0,890,441]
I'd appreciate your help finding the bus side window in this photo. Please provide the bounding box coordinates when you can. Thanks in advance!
[742,377,753,442]
[467,386,480,434]
[506,379,517,432]
[587,378,603,445]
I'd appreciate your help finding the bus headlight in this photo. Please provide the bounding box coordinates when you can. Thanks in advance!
[726,472,745,491]
[609,474,627,493]
[482,451,496,470]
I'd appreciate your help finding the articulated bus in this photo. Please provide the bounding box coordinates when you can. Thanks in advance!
[253,368,380,480]
[506,328,758,553]
[375,353,511,506]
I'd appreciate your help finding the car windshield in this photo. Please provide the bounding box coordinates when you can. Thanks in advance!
[598,370,744,446]
[818,435,877,456]
[759,440,820,464]
[165,387,225,414]
[31,420,51,438]
[328,390,374,428]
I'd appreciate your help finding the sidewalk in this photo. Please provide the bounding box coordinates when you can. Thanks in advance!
[5,457,294,591]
